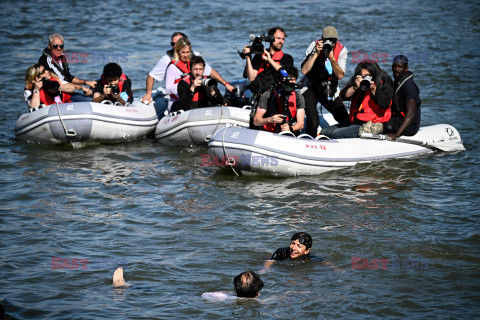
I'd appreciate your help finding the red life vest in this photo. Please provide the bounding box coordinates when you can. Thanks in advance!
[349,90,392,123]
[182,75,206,102]
[169,60,191,100]
[99,73,128,102]
[263,91,297,133]
[258,50,284,75]
[39,78,72,105]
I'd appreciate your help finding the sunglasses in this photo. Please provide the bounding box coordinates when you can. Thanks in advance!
[170,42,176,47]
[292,236,311,248]
[52,44,64,49]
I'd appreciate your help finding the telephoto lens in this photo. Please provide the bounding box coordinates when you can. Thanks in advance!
[360,75,373,91]
[110,85,120,95]
[202,78,218,89]
[323,40,333,55]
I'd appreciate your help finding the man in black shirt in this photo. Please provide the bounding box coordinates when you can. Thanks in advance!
[382,55,421,140]
[242,27,294,94]
[38,33,97,101]
[177,56,224,111]
[92,63,133,106]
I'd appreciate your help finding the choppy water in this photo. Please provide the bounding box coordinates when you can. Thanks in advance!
[1,0,479,319]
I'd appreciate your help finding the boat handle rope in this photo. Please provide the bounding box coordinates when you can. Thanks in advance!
[221,126,240,177]
[56,102,76,137]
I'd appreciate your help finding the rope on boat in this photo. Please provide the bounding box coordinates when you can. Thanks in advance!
[221,125,239,177]
[56,102,76,137]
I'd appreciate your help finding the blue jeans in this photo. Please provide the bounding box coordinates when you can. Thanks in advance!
[320,124,361,139]
[70,92,92,102]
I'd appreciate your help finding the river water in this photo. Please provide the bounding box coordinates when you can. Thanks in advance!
[1,0,479,319]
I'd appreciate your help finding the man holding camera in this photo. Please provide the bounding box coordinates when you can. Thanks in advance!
[242,27,294,94]
[92,63,133,106]
[177,56,224,110]
[253,65,305,134]
[301,26,350,137]
[38,33,97,102]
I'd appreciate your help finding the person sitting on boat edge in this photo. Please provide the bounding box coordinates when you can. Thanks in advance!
[381,55,421,140]
[261,232,312,273]
[320,61,393,139]
[301,26,350,137]
[145,33,234,105]
[24,64,75,112]
[242,26,294,95]
[92,63,133,106]
[177,56,224,111]
[38,33,97,102]
[253,65,305,134]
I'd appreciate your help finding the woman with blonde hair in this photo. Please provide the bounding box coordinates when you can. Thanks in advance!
[23,64,75,112]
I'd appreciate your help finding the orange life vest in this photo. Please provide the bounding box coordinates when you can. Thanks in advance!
[39,78,72,105]
[258,50,284,75]
[349,90,392,123]
[263,91,297,133]
[169,60,191,100]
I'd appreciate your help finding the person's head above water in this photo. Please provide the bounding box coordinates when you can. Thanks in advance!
[289,232,312,259]
[233,271,264,298]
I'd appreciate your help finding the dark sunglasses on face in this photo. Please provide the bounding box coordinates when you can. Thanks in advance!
[52,44,64,49]
[170,42,176,47]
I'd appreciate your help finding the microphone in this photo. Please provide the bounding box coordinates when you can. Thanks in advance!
[249,34,256,42]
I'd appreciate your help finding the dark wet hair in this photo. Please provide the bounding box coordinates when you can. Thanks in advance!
[281,64,298,79]
[103,63,122,79]
[291,232,312,249]
[268,26,287,39]
[190,55,205,68]
[233,271,264,298]
[171,32,188,40]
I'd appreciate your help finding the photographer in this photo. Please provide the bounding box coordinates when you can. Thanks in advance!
[93,63,133,106]
[24,64,75,112]
[177,56,224,110]
[242,27,293,94]
[320,61,393,139]
[253,65,305,134]
[301,26,350,137]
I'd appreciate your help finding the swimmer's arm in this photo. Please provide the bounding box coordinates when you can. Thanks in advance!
[259,259,275,274]
[322,260,344,273]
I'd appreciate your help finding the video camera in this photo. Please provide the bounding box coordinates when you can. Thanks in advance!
[279,69,302,93]
[239,34,275,58]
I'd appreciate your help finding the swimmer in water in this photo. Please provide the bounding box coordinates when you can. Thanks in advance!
[202,270,264,301]
[260,232,313,273]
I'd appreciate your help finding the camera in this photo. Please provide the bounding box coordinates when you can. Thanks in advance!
[279,70,302,93]
[359,75,373,91]
[201,78,218,90]
[108,85,120,95]
[322,80,334,101]
[322,39,333,56]
[41,77,60,94]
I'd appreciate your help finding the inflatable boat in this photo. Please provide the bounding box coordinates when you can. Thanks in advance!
[155,106,251,147]
[207,124,466,176]
[14,100,162,148]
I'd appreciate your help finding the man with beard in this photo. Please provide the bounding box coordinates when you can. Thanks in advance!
[382,55,421,140]
[242,26,294,94]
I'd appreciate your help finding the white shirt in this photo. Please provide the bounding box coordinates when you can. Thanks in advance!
[149,50,212,82]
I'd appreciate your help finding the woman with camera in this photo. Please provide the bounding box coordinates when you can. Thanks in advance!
[320,61,393,139]
[24,64,75,112]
